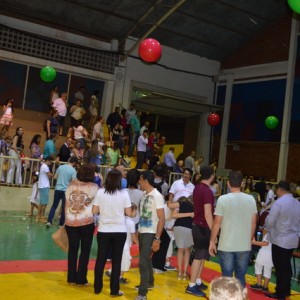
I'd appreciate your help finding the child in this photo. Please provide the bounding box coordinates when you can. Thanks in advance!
[0,99,14,135]
[93,164,103,188]
[0,133,9,182]
[26,173,40,216]
[106,203,138,283]
[250,229,273,292]
[36,157,54,222]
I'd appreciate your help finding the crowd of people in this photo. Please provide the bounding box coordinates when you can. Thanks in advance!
[0,92,206,187]
[24,157,300,300]
[0,92,300,300]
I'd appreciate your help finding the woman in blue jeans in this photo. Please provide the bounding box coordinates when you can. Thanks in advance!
[92,169,132,296]
[64,163,99,286]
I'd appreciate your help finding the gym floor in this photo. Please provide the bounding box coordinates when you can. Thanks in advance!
[0,211,299,300]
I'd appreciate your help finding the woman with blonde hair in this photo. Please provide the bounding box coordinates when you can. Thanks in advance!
[210,277,248,300]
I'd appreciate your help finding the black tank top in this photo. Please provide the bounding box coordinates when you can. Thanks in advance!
[13,135,23,150]
[174,201,194,229]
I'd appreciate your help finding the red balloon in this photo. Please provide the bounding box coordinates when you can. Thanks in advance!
[207,113,220,126]
[138,38,162,63]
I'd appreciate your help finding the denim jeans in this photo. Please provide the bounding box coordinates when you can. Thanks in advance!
[138,233,155,296]
[218,250,250,287]
[47,190,66,226]
[127,131,138,156]
[6,149,22,184]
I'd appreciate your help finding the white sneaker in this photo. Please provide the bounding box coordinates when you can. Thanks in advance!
[153,268,164,274]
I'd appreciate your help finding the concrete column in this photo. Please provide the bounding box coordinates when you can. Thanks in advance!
[102,80,115,119]
[218,74,234,169]
[196,114,210,165]
[277,18,299,181]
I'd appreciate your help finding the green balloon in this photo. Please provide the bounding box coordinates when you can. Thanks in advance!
[265,116,279,129]
[40,66,56,83]
[287,0,300,14]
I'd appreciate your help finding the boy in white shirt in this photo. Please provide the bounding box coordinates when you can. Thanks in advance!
[37,157,53,222]
[261,183,275,213]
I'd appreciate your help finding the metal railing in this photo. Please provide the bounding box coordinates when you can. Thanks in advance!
[0,155,185,188]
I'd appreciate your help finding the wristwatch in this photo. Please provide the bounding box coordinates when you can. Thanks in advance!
[154,237,161,241]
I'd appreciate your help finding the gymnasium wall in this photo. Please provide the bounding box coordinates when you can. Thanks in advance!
[215,13,300,181]
[0,59,105,113]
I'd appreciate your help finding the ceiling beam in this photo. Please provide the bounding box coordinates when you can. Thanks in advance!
[143,0,248,36]
[215,0,271,22]
[121,0,187,61]
[120,0,164,49]
[155,26,233,51]
[63,0,137,22]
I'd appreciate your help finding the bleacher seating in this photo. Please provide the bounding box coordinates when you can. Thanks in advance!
[10,108,68,156]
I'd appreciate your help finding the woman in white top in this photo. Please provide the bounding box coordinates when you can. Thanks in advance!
[73,121,88,149]
[70,100,86,127]
[6,127,24,185]
[92,169,132,296]
[210,178,221,206]
[49,85,59,108]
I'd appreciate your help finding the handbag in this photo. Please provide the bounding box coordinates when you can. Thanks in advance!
[52,226,69,252]
[2,159,9,171]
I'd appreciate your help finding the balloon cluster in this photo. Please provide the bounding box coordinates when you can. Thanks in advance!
[40,66,56,82]
[138,38,162,63]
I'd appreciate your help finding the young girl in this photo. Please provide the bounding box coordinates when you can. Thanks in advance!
[26,173,40,216]
[105,203,138,283]
[168,196,194,280]
[250,229,273,292]
[93,164,103,188]
[0,99,14,134]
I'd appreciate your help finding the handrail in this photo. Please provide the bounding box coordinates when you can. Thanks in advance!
[0,155,185,188]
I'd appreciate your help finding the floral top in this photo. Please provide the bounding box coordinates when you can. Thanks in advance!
[30,143,41,159]
[65,180,99,227]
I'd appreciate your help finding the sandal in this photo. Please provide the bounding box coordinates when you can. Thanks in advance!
[177,272,182,280]
[182,273,188,280]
